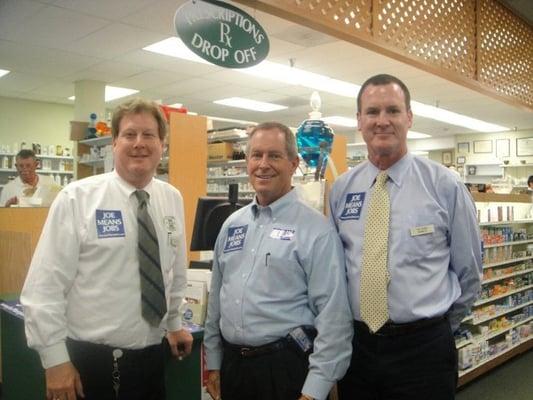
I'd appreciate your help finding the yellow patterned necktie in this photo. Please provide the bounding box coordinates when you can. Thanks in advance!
[360,171,390,333]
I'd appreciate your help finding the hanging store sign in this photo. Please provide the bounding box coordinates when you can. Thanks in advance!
[174,0,269,68]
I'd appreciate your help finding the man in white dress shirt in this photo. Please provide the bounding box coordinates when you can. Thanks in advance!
[21,98,192,400]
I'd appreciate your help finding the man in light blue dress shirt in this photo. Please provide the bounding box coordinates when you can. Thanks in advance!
[204,122,353,400]
[329,74,482,400]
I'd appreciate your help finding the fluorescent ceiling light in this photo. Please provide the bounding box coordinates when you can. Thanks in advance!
[347,142,366,147]
[207,115,258,126]
[214,97,287,112]
[143,37,509,132]
[411,101,509,132]
[322,116,357,127]
[0,69,10,78]
[68,86,139,102]
[105,86,139,102]
[143,37,209,64]
[143,38,358,97]
[411,150,429,156]
[407,131,431,139]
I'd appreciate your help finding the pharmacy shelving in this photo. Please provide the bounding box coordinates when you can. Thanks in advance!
[456,193,533,387]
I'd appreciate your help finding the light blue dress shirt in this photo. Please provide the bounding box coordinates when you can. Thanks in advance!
[204,189,353,400]
[329,154,482,331]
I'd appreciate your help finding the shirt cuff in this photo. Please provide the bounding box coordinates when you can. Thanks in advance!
[301,372,334,400]
[39,341,70,369]
[206,350,223,370]
[166,316,183,332]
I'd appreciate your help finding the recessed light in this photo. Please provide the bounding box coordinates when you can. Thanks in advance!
[407,131,431,139]
[321,116,357,127]
[214,97,287,112]
[68,86,139,102]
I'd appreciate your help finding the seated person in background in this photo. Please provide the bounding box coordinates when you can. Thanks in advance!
[0,149,60,207]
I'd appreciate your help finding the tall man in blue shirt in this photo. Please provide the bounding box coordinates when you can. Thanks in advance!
[204,122,353,400]
[329,74,482,400]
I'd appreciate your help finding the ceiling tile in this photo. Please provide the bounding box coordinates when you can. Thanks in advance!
[1,3,110,48]
[63,23,166,59]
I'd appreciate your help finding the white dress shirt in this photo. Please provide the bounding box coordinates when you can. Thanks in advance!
[21,171,188,368]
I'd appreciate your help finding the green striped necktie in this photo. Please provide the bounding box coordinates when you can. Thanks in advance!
[135,190,167,326]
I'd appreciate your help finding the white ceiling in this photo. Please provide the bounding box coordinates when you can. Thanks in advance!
[0,0,532,144]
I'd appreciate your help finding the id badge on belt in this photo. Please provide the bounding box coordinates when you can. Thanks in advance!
[287,325,317,355]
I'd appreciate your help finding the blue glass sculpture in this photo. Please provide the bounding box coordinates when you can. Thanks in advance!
[296,92,334,179]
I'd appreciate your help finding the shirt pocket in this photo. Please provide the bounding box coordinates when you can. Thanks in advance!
[400,214,447,262]
[263,255,306,293]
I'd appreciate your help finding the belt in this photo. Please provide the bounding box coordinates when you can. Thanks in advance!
[354,315,446,337]
[222,338,288,358]
[66,337,162,359]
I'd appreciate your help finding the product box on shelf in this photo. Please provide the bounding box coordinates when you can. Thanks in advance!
[208,142,233,161]
[182,280,207,326]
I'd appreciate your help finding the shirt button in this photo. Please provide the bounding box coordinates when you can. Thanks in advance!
[235,299,240,304]
[251,249,255,253]
[242,274,247,278]
[259,224,263,228]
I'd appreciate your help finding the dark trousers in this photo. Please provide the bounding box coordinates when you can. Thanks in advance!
[66,338,167,400]
[338,318,458,400]
[220,342,308,400]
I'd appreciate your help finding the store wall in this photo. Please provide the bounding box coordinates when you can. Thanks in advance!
[455,130,533,165]
[0,96,73,154]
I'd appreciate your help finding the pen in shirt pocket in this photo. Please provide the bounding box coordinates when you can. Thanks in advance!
[265,252,270,267]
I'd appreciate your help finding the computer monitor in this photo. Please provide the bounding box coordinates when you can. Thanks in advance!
[190,184,252,251]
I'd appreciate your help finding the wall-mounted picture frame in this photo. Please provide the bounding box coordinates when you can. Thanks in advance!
[473,140,493,154]
[516,137,533,157]
[457,142,469,154]
[496,139,510,158]
[442,151,452,165]
[456,156,466,165]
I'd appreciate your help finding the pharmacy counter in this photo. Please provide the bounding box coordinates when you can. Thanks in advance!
[0,300,204,399]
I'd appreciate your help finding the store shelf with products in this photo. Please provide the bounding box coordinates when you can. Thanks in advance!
[76,136,113,178]
[463,163,503,184]
[455,193,533,386]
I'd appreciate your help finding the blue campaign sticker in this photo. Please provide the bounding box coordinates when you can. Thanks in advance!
[223,225,248,253]
[339,192,366,220]
[95,210,125,238]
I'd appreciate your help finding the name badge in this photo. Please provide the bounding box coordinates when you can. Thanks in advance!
[410,225,434,236]
[339,192,366,220]
[224,225,248,253]
[95,210,125,238]
[270,228,295,241]
[164,216,177,232]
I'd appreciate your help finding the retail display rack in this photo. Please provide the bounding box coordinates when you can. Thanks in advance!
[456,193,533,386]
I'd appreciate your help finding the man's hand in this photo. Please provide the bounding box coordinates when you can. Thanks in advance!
[298,395,314,400]
[45,361,84,400]
[167,329,193,359]
[4,196,18,207]
[206,370,221,400]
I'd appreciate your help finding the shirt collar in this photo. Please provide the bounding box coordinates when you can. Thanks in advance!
[250,188,298,219]
[366,152,413,189]
[112,170,155,202]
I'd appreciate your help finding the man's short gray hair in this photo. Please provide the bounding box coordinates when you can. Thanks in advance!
[246,122,298,159]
